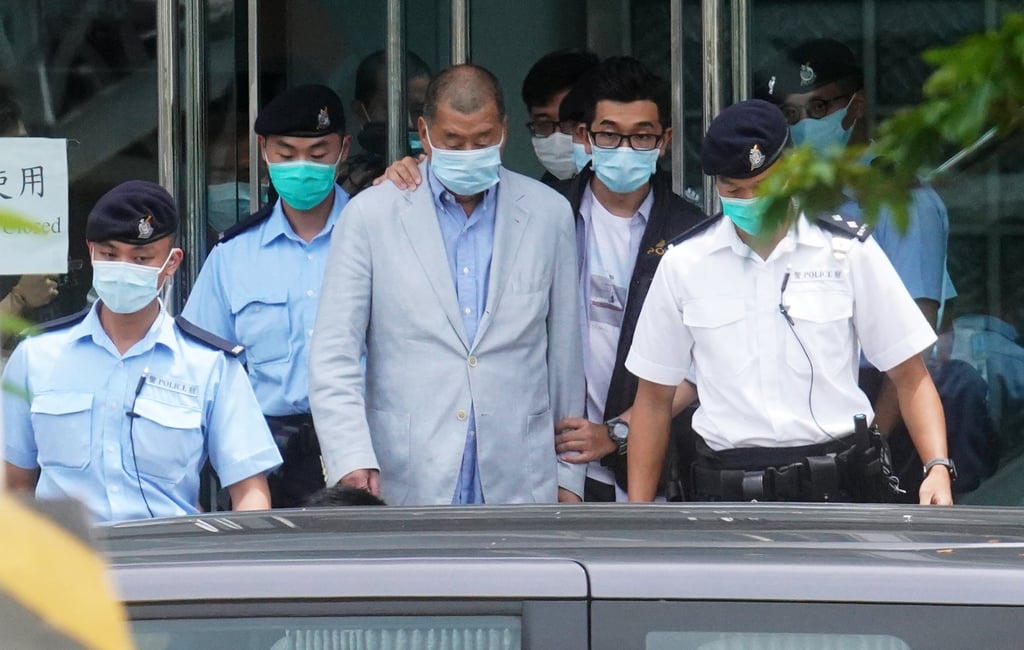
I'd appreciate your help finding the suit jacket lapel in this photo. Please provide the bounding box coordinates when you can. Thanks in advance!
[398,170,471,351]
[474,169,531,348]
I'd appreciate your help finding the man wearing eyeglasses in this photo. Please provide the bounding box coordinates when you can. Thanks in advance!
[520,49,600,185]
[552,57,707,502]
[755,39,958,496]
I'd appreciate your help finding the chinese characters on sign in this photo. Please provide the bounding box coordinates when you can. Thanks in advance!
[0,138,68,274]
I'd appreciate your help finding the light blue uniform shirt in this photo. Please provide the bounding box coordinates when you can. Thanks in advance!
[182,186,349,416]
[427,166,497,505]
[2,302,282,523]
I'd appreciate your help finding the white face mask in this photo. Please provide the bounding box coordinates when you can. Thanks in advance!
[531,132,577,180]
[92,250,175,314]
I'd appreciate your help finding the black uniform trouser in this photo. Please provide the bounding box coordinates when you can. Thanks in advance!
[265,414,326,508]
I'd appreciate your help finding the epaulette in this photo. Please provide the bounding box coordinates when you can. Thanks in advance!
[666,214,723,249]
[174,316,245,357]
[216,201,276,244]
[816,212,871,242]
[31,305,91,335]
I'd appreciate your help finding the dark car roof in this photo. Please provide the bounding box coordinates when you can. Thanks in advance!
[97,504,1024,606]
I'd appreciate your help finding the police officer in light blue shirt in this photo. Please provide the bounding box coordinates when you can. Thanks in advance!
[3,181,281,523]
[183,85,352,507]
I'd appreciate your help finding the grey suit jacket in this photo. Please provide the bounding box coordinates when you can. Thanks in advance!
[310,162,585,505]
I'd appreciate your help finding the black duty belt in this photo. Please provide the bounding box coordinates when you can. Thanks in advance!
[692,434,856,502]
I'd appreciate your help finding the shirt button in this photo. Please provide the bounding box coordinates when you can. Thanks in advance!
[307,254,314,260]
[306,290,315,297]
[456,409,467,421]
[110,485,120,493]
[307,329,314,337]
[463,307,471,315]
[468,356,478,367]
[106,445,115,453]
[117,361,124,367]
[462,267,470,275]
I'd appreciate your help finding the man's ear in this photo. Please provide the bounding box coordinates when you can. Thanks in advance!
[417,116,431,156]
[576,123,592,155]
[340,134,352,163]
[845,91,866,128]
[658,127,674,158]
[165,247,185,277]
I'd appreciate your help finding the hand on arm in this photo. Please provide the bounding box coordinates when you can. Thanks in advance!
[372,155,425,190]
[340,468,380,496]
[626,379,677,502]
[555,418,617,464]
[886,354,952,505]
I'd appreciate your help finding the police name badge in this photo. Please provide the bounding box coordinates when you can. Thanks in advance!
[749,144,766,171]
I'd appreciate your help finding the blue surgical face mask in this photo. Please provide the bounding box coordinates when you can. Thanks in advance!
[720,194,769,237]
[265,152,341,211]
[790,99,855,154]
[92,250,174,314]
[572,142,592,173]
[531,132,577,180]
[207,182,251,232]
[425,124,503,196]
[590,139,659,194]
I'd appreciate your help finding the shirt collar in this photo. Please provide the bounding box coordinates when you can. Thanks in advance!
[261,185,347,247]
[707,213,825,257]
[582,181,653,225]
[73,300,177,358]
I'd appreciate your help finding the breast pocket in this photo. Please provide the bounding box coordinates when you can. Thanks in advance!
[682,298,750,378]
[783,290,855,375]
[125,398,203,483]
[231,291,292,365]
[30,392,93,470]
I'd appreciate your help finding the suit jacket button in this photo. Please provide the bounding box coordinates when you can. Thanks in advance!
[468,356,478,367]
[456,409,467,421]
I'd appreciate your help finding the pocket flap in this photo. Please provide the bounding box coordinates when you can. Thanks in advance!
[31,392,92,416]
[228,289,288,315]
[683,298,745,328]
[786,291,853,323]
[131,398,202,430]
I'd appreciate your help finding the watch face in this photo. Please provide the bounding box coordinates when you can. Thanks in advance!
[611,422,629,441]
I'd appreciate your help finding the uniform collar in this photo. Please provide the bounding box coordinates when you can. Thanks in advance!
[261,185,347,247]
[73,300,177,358]
[707,212,826,257]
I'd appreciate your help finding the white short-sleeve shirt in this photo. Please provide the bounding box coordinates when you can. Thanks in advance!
[626,215,937,451]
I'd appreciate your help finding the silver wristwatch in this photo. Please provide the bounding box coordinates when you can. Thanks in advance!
[922,457,958,480]
[605,417,629,455]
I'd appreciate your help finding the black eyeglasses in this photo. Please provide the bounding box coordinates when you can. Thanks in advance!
[780,92,856,124]
[525,119,576,138]
[588,129,664,151]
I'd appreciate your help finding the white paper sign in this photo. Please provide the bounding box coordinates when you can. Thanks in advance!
[0,137,69,274]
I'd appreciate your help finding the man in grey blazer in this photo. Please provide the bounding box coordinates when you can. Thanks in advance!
[309,64,585,505]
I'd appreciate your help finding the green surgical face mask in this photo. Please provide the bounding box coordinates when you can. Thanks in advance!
[265,152,341,211]
[720,194,769,236]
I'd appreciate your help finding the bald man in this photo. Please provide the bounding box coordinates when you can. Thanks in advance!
[310,64,585,506]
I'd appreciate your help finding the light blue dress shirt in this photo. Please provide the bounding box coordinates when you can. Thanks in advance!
[427,166,497,505]
[2,302,282,523]
[182,186,349,416]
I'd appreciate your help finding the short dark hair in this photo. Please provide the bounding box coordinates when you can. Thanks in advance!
[354,49,432,105]
[582,56,670,128]
[558,67,600,124]
[521,49,600,110]
[0,83,23,136]
[304,485,387,507]
[423,64,505,121]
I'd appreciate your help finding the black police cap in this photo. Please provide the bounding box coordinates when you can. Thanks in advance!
[86,180,177,244]
[753,39,863,104]
[701,99,790,179]
[254,84,346,137]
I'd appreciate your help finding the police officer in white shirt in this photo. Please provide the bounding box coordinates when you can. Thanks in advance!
[625,100,954,505]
